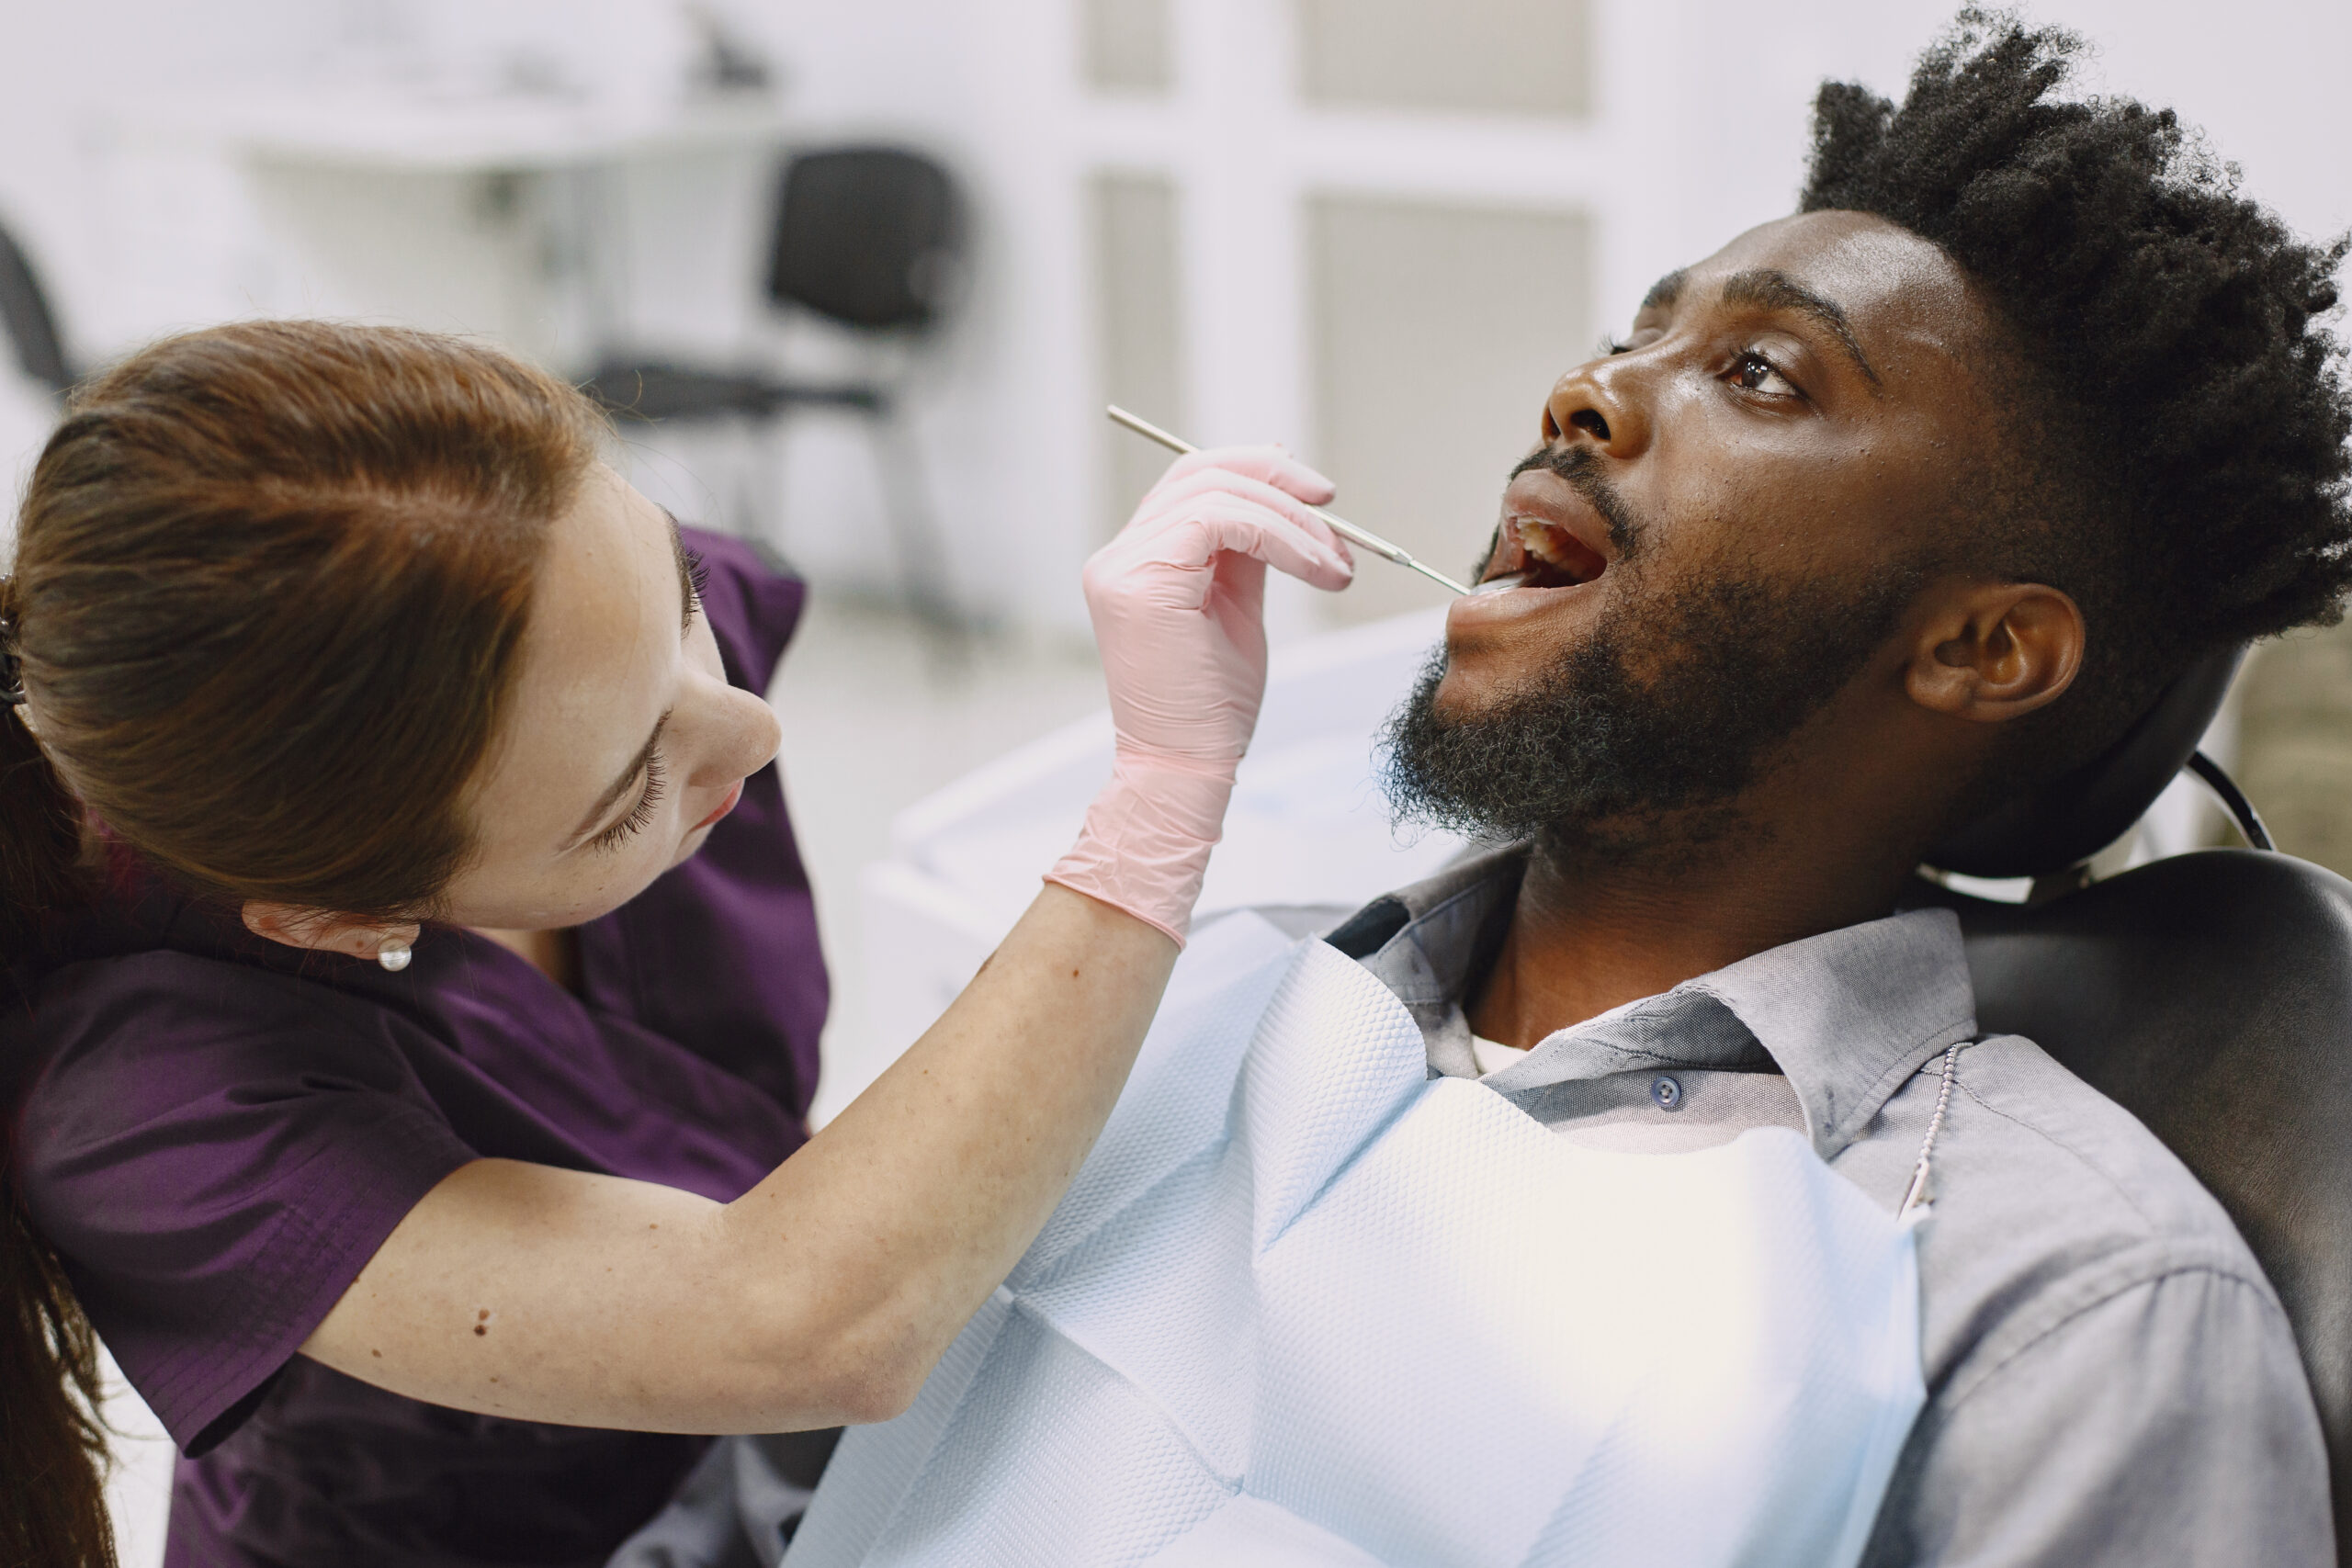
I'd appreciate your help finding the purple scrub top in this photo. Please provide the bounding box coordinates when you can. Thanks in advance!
[2,531,829,1568]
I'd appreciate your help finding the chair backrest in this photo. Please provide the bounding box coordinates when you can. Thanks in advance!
[1927,646,2244,877]
[1917,850,2352,1556]
[764,147,964,333]
[0,220,68,394]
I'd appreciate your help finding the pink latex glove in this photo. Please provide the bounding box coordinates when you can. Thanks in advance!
[1046,446,1354,943]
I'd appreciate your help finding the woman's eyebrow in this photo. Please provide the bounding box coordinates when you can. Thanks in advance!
[1717,268,1884,388]
[660,507,698,633]
[565,711,672,850]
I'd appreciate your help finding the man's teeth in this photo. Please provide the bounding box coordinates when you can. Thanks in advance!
[1521,519,1575,567]
[1510,516,1604,586]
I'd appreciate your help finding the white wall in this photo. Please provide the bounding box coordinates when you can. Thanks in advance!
[0,1,2340,630]
[667,0,2352,636]
[1600,2,2351,310]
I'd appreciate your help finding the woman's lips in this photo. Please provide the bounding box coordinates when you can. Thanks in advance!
[691,779,744,833]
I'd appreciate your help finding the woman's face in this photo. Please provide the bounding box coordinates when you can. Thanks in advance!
[435,463,783,931]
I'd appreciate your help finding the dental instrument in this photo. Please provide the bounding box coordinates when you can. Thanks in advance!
[1105,405,1472,596]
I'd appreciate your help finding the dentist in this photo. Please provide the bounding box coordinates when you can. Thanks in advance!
[0,321,1348,1567]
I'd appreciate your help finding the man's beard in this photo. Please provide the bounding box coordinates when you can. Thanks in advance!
[1381,462,1922,863]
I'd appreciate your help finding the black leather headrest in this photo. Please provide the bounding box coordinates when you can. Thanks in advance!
[1924,646,2245,878]
[1911,852,2352,1558]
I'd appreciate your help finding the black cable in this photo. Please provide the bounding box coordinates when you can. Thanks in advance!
[2184,750,2275,851]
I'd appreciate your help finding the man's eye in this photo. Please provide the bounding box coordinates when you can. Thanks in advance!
[1730,351,1797,397]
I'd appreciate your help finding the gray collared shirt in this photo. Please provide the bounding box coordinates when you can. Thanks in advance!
[1294,844,2332,1566]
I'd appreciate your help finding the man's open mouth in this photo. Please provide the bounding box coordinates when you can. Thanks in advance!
[1512,516,1608,588]
[1463,464,1620,604]
[1473,515,1611,595]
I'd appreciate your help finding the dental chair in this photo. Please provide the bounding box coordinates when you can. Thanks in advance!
[863,620,2352,1555]
[1912,646,2352,1561]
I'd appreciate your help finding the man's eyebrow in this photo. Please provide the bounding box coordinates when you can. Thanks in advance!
[661,507,699,633]
[565,710,672,850]
[1640,269,1688,312]
[1718,268,1883,388]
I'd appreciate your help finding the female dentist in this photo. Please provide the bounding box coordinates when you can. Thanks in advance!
[0,321,1348,1567]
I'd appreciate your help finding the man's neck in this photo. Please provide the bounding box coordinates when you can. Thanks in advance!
[1464,821,1917,1052]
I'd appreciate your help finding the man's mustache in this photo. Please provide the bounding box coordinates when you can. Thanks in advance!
[1505,446,1642,558]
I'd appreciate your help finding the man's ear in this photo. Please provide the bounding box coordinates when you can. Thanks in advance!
[1905,580,2085,723]
[242,902,422,962]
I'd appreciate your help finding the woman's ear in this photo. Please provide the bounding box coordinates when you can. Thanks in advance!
[242,903,422,962]
[1905,580,2085,723]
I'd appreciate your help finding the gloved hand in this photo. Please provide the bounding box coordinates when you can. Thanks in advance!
[1046,447,1353,943]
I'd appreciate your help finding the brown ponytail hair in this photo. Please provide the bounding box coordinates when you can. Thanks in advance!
[0,321,605,1564]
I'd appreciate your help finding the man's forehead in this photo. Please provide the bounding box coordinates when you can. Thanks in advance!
[1641,210,1986,359]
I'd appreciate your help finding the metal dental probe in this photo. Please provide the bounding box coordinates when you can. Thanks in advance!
[1105,405,1472,596]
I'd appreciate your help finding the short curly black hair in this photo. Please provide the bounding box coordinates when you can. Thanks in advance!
[1802,9,2352,754]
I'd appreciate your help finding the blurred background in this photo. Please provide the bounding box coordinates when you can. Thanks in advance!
[0,2,2339,1558]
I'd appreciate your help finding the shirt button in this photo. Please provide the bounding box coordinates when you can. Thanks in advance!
[1651,1075,1683,1111]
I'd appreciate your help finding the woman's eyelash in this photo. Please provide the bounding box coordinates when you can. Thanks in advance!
[685,548,710,604]
[1599,333,1633,356]
[591,753,667,852]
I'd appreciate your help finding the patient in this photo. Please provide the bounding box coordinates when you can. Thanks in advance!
[642,15,2349,1567]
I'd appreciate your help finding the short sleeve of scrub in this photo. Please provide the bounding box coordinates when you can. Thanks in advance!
[4,527,820,1479]
[11,953,481,1452]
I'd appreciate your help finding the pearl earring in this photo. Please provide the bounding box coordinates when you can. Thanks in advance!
[376,936,413,973]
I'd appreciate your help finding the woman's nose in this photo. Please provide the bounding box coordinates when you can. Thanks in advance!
[687,684,782,788]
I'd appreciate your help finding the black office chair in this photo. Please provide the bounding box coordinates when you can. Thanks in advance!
[0,218,71,397]
[1913,646,2352,1558]
[586,147,967,630]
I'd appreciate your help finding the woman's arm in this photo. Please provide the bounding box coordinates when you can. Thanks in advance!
[304,883,1170,1430]
[300,446,1351,1432]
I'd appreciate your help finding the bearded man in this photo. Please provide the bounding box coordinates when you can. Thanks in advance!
[664,14,2352,1567]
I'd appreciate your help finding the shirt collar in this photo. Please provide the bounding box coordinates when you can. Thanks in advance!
[1335,847,1979,1162]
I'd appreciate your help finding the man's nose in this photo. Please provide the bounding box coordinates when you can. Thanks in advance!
[1542,356,1649,459]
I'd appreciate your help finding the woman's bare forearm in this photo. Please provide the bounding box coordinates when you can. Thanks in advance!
[715,882,1177,1410]
[302,884,1178,1431]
